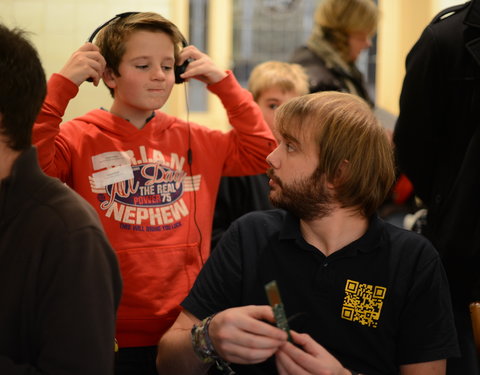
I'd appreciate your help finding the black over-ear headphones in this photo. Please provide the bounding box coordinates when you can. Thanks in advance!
[87,11,189,84]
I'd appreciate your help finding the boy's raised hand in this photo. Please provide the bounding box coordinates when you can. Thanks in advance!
[59,43,106,87]
[176,45,227,85]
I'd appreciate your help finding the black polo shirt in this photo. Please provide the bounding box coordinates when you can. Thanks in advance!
[182,210,459,375]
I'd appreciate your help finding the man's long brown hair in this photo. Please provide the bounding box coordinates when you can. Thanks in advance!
[275,91,395,217]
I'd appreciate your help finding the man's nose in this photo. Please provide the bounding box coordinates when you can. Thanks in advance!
[266,146,280,168]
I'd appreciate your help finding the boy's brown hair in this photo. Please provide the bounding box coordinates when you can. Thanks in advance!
[275,91,395,217]
[248,61,309,102]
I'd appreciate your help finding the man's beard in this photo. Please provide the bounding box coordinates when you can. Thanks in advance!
[267,168,334,221]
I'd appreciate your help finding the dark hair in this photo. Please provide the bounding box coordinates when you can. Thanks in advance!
[0,24,46,151]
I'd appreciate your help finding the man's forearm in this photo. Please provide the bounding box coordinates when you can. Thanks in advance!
[156,326,211,375]
[400,359,446,375]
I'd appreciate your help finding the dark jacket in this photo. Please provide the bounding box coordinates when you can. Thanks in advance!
[394,1,480,304]
[0,147,122,374]
[290,45,373,107]
[211,174,273,250]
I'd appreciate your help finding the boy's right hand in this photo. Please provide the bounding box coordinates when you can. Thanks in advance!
[59,43,106,87]
[208,305,288,365]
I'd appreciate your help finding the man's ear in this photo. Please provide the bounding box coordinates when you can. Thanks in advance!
[327,160,349,189]
[102,67,117,90]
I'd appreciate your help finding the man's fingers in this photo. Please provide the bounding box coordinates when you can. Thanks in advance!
[280,336,340,374]
[276,354,288,375]
[223,344,279,364]
[208,305,288,364]
[224,327,285,350]
[211,306,286,350]
[213,326,282,364]
[276,350,311,375]
[280,341,329,373]
[243,305,276,322]
[290,331,323,356]
[233,306,286,340]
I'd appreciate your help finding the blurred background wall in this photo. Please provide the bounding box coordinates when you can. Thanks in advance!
[0,0,464,131]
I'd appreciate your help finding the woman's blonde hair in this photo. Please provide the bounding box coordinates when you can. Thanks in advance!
[314,0,378,61]
[275,91,394,217]
[248,61,309,102]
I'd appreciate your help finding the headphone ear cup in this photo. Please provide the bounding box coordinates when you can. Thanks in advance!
[175,38,189,84]
[175,61,189,84]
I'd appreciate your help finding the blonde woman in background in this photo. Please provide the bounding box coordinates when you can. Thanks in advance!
[292,0,420,228]
[290,0,377,107]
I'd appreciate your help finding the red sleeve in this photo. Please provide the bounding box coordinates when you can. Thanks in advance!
[207,71,276,176]
[32,74,79,182]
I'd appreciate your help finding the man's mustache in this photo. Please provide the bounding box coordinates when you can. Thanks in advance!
[266,168,283,188]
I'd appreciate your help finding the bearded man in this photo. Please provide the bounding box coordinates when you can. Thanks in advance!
[156,92,459,375]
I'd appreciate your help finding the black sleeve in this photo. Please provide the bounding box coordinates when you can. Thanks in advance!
[211,176,272,251]
[393,26,441,205]
[396,246,460,364]
[183,220,244,319]
[211,177,238,250]
[0,227,122,375]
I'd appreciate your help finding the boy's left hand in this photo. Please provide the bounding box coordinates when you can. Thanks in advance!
[176,45,227,85]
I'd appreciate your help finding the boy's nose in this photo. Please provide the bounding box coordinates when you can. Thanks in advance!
[151,66,166,80]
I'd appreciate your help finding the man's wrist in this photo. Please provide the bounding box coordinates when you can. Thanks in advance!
[190,314,234,374]
[191,314,217,363]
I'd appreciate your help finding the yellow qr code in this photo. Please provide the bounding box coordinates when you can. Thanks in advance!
[341,279,386,328]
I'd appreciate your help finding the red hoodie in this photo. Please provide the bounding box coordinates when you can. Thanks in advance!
[33,72,275,347]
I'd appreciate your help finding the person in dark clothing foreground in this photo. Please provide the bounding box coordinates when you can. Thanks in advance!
[0,23,122,375]
[394,1,480,373]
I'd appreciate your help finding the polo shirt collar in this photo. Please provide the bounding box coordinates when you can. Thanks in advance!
[279,211,385,255]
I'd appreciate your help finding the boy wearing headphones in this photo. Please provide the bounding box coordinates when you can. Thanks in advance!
[33,12,274,375]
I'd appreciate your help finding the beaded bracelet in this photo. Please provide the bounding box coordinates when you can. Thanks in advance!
[191,314,235,375]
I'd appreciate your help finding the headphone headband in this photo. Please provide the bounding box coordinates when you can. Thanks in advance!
[87,11,187,47]
[87,12,139,43]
